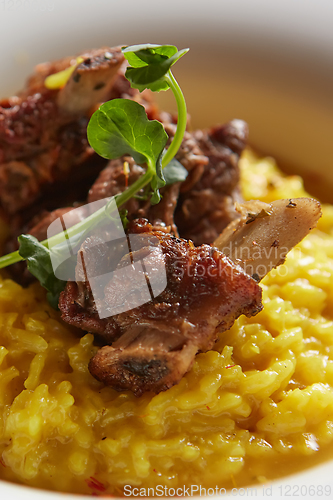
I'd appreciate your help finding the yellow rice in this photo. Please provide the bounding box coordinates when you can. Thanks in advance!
[0,150,332,495]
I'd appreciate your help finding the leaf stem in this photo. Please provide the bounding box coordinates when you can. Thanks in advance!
[0,251,23,268]
[0,168,154,270]
[161,70,187,169]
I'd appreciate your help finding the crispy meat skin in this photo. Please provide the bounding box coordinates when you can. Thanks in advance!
[59,219,262,396]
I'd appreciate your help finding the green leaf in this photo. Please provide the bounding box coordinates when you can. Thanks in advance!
[87,99,168,166]
[122,44,178,67]
[150,158,189,205]
[18,235,66,309]
[122,45,189,92]
[129,78,170,93]
[163,158,188,185]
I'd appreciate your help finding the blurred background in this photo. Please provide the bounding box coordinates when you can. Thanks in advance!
[0,0,332,199]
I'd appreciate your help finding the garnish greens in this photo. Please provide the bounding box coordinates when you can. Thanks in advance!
[18,235,67,309]
[0,44,189,307]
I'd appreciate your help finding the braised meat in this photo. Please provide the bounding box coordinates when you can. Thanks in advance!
[87,124,209,235]
[0,47,124,163]
[88,157,181,234]
[59,219,262,395]
[1,45,157,286]
[87,119,246,246]
[0,116,96,214]
[175,119,247,245]
[0,46,154,215]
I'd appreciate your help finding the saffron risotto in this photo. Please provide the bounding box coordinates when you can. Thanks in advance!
[0,150,333,496]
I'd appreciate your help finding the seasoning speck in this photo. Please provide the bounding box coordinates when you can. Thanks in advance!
[94,82,106,91]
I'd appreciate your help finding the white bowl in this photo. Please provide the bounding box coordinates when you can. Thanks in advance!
[0,1,332,499]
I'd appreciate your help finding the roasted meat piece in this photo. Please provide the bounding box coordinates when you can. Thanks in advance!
[87,123,209,235]
[0,47,124,164]
[87,119,247,246]
[59,219,262,396]
[0,46,154,216]
[58,197,321,396]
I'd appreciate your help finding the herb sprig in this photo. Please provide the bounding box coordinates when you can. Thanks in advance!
[0,44,189,307]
